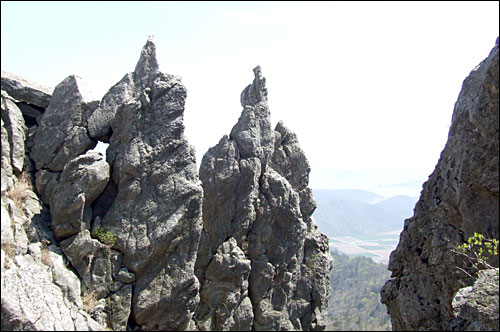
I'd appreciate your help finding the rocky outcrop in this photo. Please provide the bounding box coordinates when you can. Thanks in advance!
[2,39,333,331]
[381,39,499,330]
[2,74,104,330]
[194,66,333,331]
[449,268,499,331]
[30,75,98,173]
[1,70,53,109]
[3,37,204,331]
[99,37,203,330]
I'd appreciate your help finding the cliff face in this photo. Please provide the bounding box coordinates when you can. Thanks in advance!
[1,39,332,331]
[2,72,104,330]
[194,66,333,330]
[380,39,499,331]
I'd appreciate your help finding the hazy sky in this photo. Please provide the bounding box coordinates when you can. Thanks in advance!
[2,1,499,195]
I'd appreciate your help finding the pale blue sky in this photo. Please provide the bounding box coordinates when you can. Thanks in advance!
[2,1,499,196]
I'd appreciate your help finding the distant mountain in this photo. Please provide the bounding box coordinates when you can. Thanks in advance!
[313,189,384,204]
[373,195,418,220]
[371,180,424,198]
[312,189,418,237]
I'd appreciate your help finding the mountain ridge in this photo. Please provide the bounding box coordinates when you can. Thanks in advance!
[312,189,418,237]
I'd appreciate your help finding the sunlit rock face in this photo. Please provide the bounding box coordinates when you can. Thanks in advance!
[98,37,203,330]
[3,37,204,331]
[2,39,333,331]
[195,66,333,331]
[2,72,105,331]
[381,38,499,331]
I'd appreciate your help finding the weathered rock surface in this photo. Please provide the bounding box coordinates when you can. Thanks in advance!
[35,151,110,240]
[449,268,499,331]
[87,36,159,143]
[99,37,203,330]
[1,91,27,192]
[1,70,53,109]
[2,40,333,331]
[195,66,333,331]
[381,39,499,330]
[30,74,98,172]
[1,83,104,329]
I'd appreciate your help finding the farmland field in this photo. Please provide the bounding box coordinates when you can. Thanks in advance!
[328,230,402,264]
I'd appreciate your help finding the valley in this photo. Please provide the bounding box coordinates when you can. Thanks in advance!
[328,230,401,264]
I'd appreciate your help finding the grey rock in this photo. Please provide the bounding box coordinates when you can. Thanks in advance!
[197,237,253,331]
[60,230,114,297]
[30,75,97,172]
[44,151,109,240]
[1,192,104,331]
[87,36,160,143]
[87,72,135,142]
[1,118,13,192]
[116,267,135,283]
[230,66,274,164]
[108,284,132,331]
[271,121,311,192]
[1,252,103,331]
[101,37,203,330]
[1,70,53,108]
[449,268,499,331]
[1,90,27,174]
[381,39,499,330]
[16,102,45,127]
[196,66,333,331]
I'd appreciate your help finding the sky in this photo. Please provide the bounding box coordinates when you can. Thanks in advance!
[2,1,499,197]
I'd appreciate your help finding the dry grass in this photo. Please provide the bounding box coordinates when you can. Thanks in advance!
[1,241,16,259]
[82,290,100,313]
[40,246,54,269]
[6,171,33,208]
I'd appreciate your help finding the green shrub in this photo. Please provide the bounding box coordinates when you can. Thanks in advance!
[454,232,499,277]
[94,226,117,246]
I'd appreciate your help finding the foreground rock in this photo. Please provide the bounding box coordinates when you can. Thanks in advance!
[195,66,333,330]
[4,38,204,331]
[2,74,104,330]
[30,75,98,173]
[1,70,53,109]
[450,268,499,331]
[381,39,499,330]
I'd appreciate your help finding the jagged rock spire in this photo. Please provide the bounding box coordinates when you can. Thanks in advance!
[88,37,160,142]
[133,35,159,90]
[196,66,333,331]
[240,65,268,107]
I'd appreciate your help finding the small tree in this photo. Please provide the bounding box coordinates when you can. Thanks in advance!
[453,232,499,278]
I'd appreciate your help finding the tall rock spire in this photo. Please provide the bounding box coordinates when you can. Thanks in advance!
[99,38,203,330]
[195,66,333,331]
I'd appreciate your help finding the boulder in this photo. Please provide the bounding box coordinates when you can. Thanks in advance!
[43,151,109,240]
[1,70,53,108]
[30,75,98,172]
[450,268,499,331]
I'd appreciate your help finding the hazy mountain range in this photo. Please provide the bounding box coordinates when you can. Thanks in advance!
[312,189,419,237]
